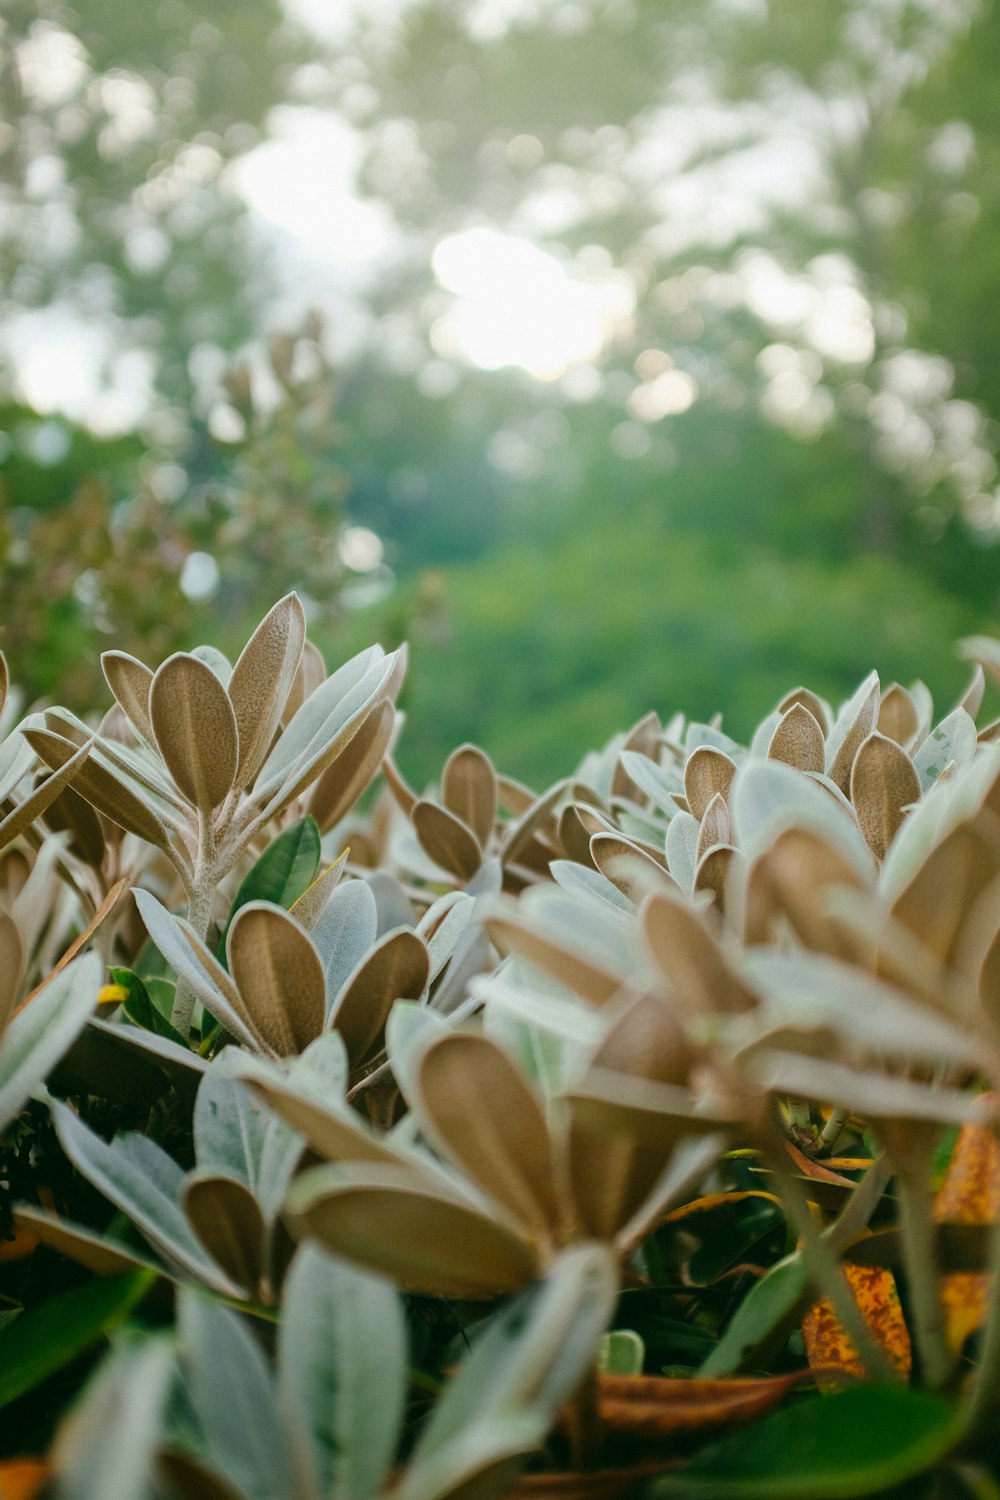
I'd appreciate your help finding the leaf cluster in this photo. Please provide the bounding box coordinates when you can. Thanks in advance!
[4,601,1000,1498]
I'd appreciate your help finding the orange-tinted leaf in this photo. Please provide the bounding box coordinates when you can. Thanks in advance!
[0,1225,37,1263]
[594,1372,802,1441]
[662,1191,784,1226]
[0,1459,51,1500]
[803,1263,911,1385]
[934,1113,1000,1225]
[933,1111,1000,1356]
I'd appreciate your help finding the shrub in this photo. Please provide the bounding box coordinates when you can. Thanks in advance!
[2,598,1000,1499]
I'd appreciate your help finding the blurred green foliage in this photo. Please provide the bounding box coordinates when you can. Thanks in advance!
[2,0,1000,782]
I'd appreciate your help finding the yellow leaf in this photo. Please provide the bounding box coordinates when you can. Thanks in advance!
[933,1110,1000,1356]
[803,1263,912,1385]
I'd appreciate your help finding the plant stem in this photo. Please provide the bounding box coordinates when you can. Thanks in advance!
[895,1164,953,1392]
[784,1096,814,1148]
[817,1106,851,1157]
[564,1361,602,1472]
[961,1164,1000,1441]
[879,1123,953,1393]
[762,1129,895,1384]
[168,874,214,1039]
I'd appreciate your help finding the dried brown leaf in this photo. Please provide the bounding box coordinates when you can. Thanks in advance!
[851,732,920,861]
[289,1172,541,1297]
[415,1031,568,1241]
[101,651,155,745]
[227,904,325,1056]
[684,747,738,822]
[308,700,395,834]
[768,704,825,773]
[412,799,483,880]
[641,889,756,1017]
[877,684,920,748]
[24,728,172,848]
[183,1174,267,1294]
[330,927,429,1066]
[594,1372,801,1441]
[228,594,306,790]
[150,654,239,812]
[441,743,498,848]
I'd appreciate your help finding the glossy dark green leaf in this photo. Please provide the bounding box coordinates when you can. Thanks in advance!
[687,1200,786,1286]
[653,1386,959,1498]
[0,1270,153,1408]
[217,816,321,963]
[111,966,187,1048]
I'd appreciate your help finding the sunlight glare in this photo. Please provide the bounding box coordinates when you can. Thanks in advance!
[431,228,624,381]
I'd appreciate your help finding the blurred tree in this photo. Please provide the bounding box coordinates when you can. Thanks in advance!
[0,0,307,411]
[0,8,364,703]
[0,322,361,707]
[327,0,999,578]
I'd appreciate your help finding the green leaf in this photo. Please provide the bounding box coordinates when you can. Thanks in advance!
[598,1329,645,1375]
[0,1270,153,1408]
[913,708,977,791]
[111,966,187,1048]
[51,1101,239,1296]
[278,1245,407,1500]
[403,1243,617,1495]
[179,1289,294,1500]
[699,1253,810,1377]
[133,889,260,1053]
[652,1386,959,1498]
[217,816,321,962]
[0,952,102,1130]
[193,1051,269,1188]
[48,1335,175,1500]
[687,1200,785,1287]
